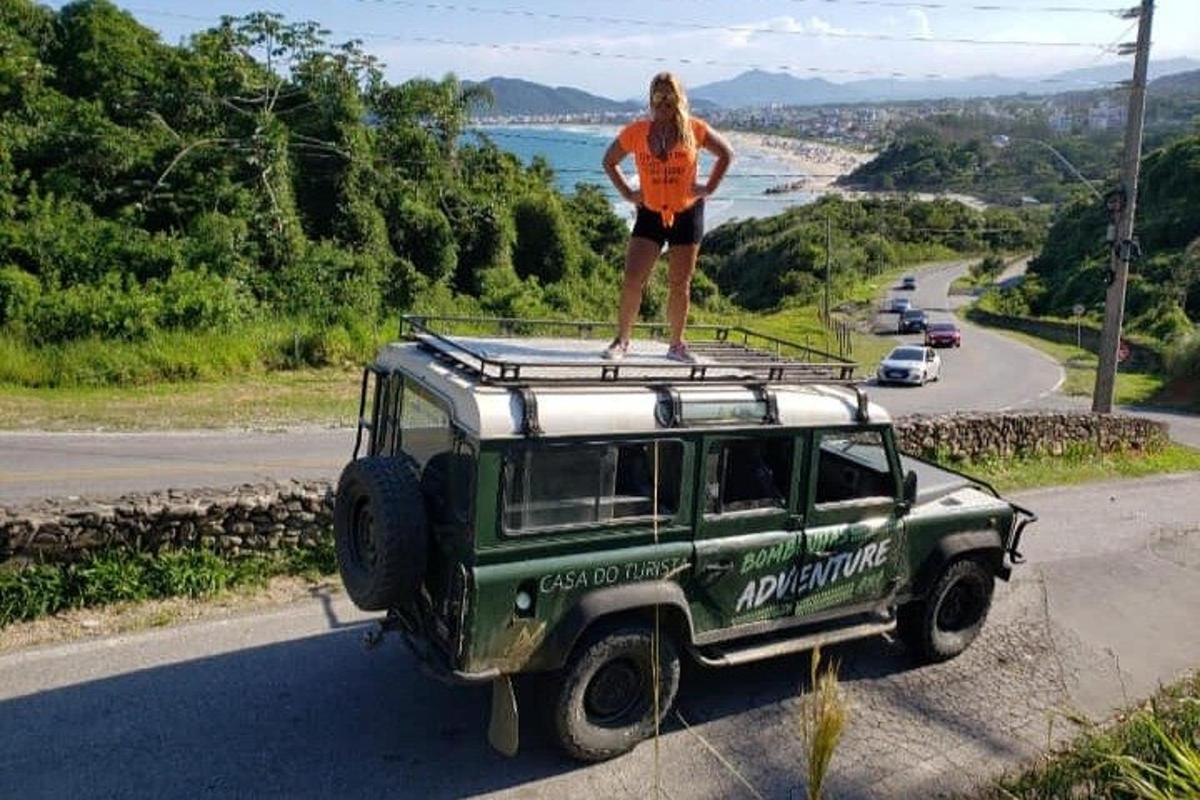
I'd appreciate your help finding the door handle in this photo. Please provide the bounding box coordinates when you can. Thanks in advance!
[698,560,735,581]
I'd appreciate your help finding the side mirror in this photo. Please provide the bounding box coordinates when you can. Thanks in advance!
[901,470,918,513]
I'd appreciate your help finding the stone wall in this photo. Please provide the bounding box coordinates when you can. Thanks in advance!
[893,411,1168,460]
[0,482,332,568]
[0,412,1170,567]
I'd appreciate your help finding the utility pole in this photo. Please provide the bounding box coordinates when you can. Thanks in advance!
[820,214,830,326]
[1093,0,1154,413]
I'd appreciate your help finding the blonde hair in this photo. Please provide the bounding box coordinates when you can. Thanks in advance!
[649,72,695,153]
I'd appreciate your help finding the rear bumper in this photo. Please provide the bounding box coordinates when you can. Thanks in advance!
[401,630,499,685]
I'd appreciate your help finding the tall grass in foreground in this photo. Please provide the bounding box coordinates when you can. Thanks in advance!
[985,672,1200,799]
[0,542,337,627]
[1110,717,1200,800]
[798,646,847,800]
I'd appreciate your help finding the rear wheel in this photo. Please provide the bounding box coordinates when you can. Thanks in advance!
[898,558,994,662]
[552,624,681,762]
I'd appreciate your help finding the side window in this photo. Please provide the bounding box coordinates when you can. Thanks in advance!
[705,436,793,514]
[814,430,895,506]
[504,441,683,532]
[399,377,452,469]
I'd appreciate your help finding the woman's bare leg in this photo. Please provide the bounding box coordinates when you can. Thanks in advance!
[615,236,663,344]
[666,243,700,346]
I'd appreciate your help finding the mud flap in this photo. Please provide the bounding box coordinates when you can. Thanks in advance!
[487,675,519,757]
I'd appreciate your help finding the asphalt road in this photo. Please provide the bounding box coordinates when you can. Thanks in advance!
[865,261,1064,416]
[0,260,1072,502]
[0,428,353,502]
[3,473,1197,799]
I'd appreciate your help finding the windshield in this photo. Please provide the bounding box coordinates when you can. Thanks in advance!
[888,347,925,361]
[928,323,955,331]
[903,310,924,319]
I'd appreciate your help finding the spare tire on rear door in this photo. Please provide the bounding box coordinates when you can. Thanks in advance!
[333,456,427,611]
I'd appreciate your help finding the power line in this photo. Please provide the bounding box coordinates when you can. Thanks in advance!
[126,8,1130,84]
[726,0,1128,15]
[355,0,1122,50]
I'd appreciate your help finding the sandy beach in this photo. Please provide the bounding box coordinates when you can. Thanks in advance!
[723,131,874,192]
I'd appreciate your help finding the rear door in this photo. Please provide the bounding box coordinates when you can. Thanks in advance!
[686,432,806,635]
[795,427,904,623]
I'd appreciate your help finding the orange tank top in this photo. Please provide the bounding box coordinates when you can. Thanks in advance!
[617,117,710,227]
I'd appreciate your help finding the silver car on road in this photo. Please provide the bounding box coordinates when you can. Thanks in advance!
[877,345,942,386]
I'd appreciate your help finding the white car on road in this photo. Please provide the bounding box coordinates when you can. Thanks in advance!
[877,345,942,386]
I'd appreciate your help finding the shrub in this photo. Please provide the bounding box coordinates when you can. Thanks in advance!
[385,196,457,284]
[1164,329,1200,380]
[151,268,255,331]
[27,272,160,343]
[0,264,40,327]
[511,192,580,284]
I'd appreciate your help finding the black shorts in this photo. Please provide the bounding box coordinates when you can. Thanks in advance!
[632,200,705,248]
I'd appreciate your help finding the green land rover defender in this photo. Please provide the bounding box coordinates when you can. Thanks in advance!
[333,316,1035,762]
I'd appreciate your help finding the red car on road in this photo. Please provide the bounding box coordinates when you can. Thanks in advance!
[924,321,962,348]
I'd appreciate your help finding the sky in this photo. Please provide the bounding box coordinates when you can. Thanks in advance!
[67,1,1200,98]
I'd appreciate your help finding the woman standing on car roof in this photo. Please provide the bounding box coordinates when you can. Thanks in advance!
[601,72,734,363]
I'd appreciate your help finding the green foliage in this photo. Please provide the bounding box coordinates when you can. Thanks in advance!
[1029,133,1200,338]
[0,1,626,381]
[0,541,338,627]
[699,195,1043,311]
[0,264,39,326]
[511,191,579,284]
[841,115,1120,206]
[985,672,1200,800]
[1164,329,1200,381]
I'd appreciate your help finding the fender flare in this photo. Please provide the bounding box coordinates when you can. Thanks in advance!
[909,529,1005,601]
[529,581,696,672]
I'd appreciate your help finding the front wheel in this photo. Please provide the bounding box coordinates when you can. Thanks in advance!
[552,624,681,761]
[897,558,994,662]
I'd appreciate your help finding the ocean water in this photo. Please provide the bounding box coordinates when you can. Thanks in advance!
[468,125,817,229]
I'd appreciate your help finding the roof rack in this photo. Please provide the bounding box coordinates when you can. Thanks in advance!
[399,315,858,387]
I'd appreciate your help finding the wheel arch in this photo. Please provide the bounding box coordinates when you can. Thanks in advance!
[909,529,1005,601]
[530,582,696,672]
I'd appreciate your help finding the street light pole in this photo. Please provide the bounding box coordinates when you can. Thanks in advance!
[1093,0,1154,414]
[989,135,1105,203]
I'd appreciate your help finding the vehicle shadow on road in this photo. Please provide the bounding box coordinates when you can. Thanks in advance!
[0,629,574,799]
[0,623,1046,800]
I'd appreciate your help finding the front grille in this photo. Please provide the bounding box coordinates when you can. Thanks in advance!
[885,370,909,379]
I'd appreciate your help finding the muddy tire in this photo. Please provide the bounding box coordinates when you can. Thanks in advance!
[898,558,994,663]
[333,456,426,611]
[552,624,681,762]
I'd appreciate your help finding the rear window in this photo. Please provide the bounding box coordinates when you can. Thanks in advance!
[503,440,683,532]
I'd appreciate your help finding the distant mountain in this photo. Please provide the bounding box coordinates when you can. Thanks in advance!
[465,77,639,117]
[682,70,860,108]
[467,60,1200,117]
[689,58,1200,109]
[1148,68,1200,95]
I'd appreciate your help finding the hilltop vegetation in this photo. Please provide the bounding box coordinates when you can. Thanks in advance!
[840,116,1119,206]
[0,0,639,385]
[1021,133,1200,337]
[0,1,1046,389]
[699,196,1044,311]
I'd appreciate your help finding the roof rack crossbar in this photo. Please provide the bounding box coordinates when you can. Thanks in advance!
[401,314,858,387]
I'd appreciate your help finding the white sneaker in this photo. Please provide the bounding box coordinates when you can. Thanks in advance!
[666,343,695,363]
[602,339,629,360]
